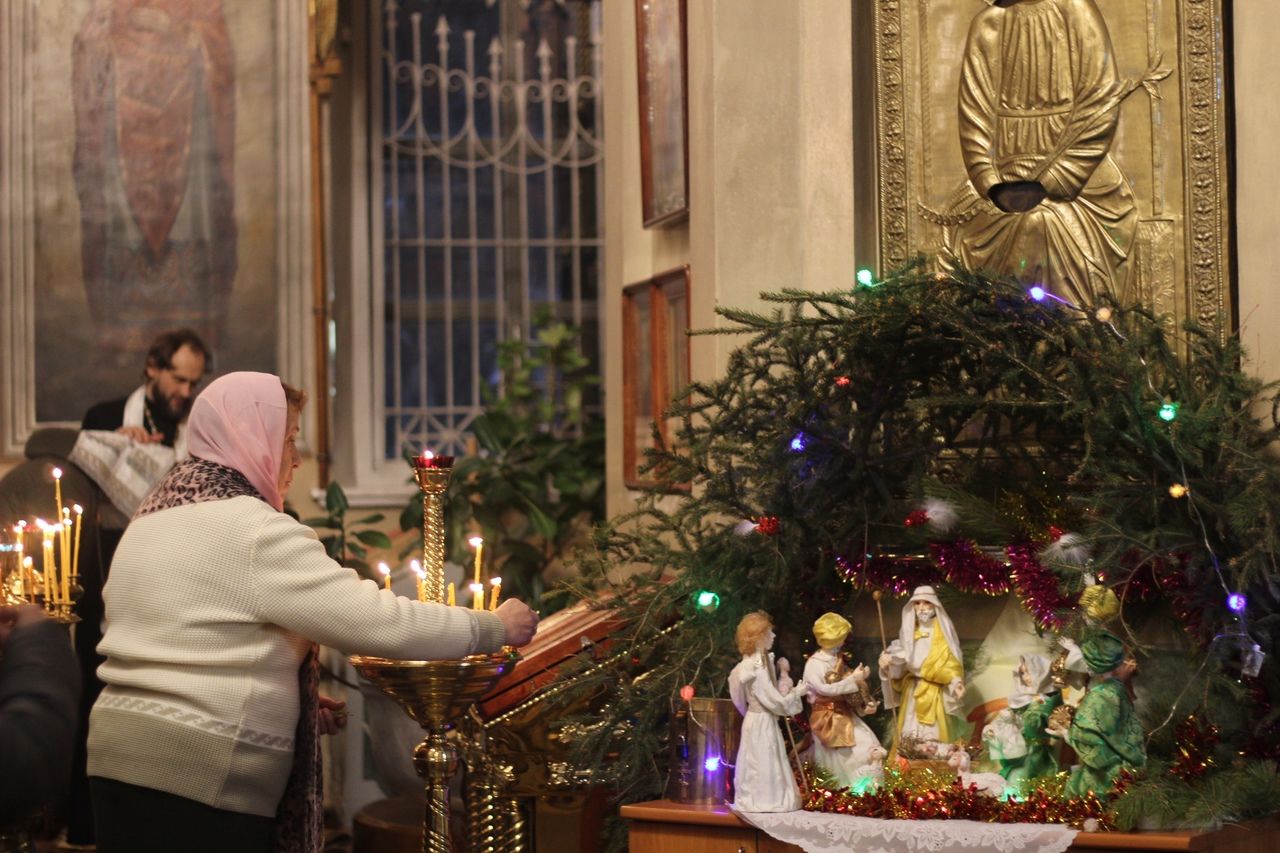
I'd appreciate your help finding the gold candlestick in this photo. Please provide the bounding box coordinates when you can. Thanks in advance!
[411,451,454,604]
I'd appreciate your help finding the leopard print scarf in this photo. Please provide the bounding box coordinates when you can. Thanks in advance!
[135,457,324,853]
[134,457,265,517]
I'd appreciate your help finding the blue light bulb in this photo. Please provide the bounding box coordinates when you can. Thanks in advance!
[790,432,808,452]
[1227,592,1247,613]
[1028,286,1046,302]
[703,756,721,772]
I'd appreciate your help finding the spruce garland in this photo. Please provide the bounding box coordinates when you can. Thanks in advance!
[555,265,1280,836]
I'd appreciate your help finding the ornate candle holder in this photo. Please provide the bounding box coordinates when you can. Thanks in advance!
[350,651,517,852]
[352,450,517,852]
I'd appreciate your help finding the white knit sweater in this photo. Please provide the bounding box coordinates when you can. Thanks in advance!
[87,496,506,816]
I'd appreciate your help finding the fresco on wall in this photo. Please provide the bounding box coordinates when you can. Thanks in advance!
[32,0,278,422]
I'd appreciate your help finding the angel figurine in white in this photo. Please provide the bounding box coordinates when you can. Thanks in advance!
[803,612,885,789]
[729,611,805,812]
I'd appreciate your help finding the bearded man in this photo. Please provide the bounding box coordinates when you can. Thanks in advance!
[82,328,209,458]
[878,586,966,759]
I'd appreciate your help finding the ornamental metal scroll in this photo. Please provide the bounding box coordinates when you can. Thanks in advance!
[863,0,1233,337]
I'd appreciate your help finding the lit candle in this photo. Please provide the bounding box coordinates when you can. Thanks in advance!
[378,561,392,591]
[469,582,485,611]
[488,577,502,611]
[411,560,425,603]
[468,536,484,587]
[446,582,456,607]
[22,556,34,602]
[52,468,63,536]
[72,505,83,582]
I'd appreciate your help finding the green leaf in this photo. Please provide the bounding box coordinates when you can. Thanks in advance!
[324,481,349,514]
[354,529,393,549]
[518,495,558,539]
[355,513,385,525]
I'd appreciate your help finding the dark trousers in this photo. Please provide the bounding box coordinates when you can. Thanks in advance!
[90,778,274,853]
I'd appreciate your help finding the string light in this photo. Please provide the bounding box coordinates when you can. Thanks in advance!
[1028,286,1047,302]
[1227,592,1247,613]
[790,432,809,452]
[856,268,875,288]
[1168,483,1189,499]
[703,756,722,772]
[1158,402,1180,422]
[695,590,720,611]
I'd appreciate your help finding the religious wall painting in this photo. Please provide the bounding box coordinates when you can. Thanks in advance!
[864,0,1232,335]
[1,0,303,446]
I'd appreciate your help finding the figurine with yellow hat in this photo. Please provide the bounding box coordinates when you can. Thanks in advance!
[803,613,886,789]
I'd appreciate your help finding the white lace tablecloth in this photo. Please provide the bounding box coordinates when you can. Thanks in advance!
[734,809,1078,853]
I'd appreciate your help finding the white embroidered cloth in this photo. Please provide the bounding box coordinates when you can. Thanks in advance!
[734,810,1078,853]
[69,430,177,521]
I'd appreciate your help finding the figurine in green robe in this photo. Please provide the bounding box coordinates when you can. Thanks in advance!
[991,653,1062,783]
[1054,631,1145,798]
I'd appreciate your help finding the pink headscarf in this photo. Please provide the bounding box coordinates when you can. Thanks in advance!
[186,372,288,511]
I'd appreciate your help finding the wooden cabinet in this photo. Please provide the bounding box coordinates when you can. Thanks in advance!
[622,801,803,853]
[622,800,1280,853]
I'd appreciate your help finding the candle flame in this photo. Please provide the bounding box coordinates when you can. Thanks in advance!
[490,576,502,586]
[52,467,62,480]
[468,536,484,548]
[74,504,83,515]
[377,562,390,576]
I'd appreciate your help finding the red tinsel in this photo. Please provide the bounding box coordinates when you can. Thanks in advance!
[1170,715,1218,781]
[930,540,1010,595]
[804,779,1112,829]
[904,509,930,528]
[1006,542,1073,630]
[838,541,1073,629]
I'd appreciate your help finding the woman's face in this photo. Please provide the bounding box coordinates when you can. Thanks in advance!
[277,407,302,498]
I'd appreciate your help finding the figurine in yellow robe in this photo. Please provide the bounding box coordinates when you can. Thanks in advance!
[878,586,966,760]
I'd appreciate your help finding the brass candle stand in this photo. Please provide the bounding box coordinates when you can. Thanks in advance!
[352,452,518,852]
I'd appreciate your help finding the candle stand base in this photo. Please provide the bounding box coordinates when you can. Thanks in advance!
[351,651,519,853]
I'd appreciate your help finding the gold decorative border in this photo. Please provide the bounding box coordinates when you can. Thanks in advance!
[1180,0,1232,334]
[875,0,909,270]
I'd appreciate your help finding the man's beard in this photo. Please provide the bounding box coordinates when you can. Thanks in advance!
[150,388,193,422]
[916,609,936,626]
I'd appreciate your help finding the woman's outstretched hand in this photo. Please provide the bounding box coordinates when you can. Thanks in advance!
[495,598,539,647]
[318,695,348,736]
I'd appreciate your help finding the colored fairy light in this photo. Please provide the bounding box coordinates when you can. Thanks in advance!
[1158,402,1180,422]
[1227,592,1247,613]
[695,590,720,611]
[1028,286,1046,302]
[790,432,808,452]
[856,268,875,287]
[1168,483,1189,499]
[703,756,721,772]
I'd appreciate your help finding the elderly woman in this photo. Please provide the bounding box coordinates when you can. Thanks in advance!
[86,372,538,852]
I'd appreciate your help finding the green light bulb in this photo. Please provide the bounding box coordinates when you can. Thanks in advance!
[1158,402,1179,422]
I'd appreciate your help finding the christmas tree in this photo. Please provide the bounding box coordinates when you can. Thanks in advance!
[554,264,1279,840]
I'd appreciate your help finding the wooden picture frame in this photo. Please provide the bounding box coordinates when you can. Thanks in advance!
[634,0,689,228]
[622,266,691,490]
